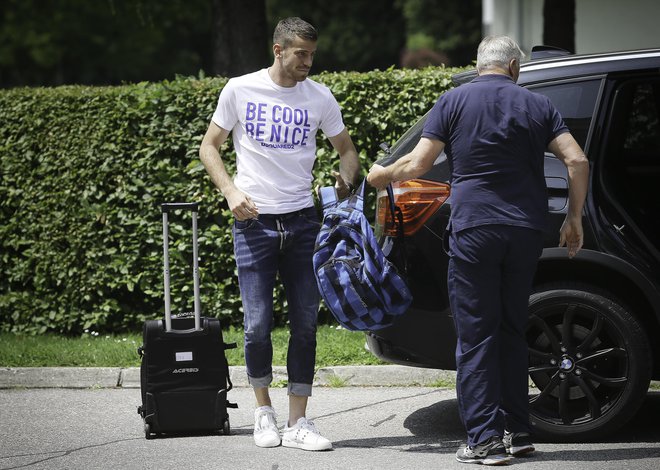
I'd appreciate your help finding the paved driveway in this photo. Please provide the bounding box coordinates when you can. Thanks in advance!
[1,386,659,470]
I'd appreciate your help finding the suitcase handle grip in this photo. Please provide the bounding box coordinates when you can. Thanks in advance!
[161,202,198,213]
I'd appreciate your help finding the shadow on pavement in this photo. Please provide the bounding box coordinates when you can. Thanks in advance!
[332,390,660,459]
[332,394,464,454]
[403,396,463,441]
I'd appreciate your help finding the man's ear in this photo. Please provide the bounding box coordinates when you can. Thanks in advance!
[273,43,282,59]
[509,58,520,80]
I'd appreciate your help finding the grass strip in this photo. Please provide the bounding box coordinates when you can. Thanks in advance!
[0,325,384,368]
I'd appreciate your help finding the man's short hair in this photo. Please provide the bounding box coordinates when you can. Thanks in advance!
[476,36,525,73]
[273,17,317,48]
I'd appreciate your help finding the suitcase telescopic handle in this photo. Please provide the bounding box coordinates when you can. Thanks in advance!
[161,202,199,213]
[161,203,202,332]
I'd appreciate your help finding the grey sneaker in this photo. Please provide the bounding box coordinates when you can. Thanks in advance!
[282,417,332,451]
[456,436,513,465]
[253,406,281,448]
[503,431,535,456]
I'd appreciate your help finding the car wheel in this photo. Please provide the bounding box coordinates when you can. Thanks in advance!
[526,283,651,441]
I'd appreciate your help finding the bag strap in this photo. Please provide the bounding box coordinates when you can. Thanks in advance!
[319,178,367,212]
[320,178,399,234]
[353,179,367,212]
[384,184,407,273]
[350,180,406,264]
[319,185,338,210]
[385,184,404,240]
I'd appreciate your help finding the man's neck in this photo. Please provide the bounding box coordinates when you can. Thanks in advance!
[268,65,297,88]
[478,66,511,78]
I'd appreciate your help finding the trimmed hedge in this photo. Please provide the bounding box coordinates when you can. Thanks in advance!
[0,67,463,334]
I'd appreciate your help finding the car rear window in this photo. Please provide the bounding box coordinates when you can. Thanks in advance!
[528,79,602,149]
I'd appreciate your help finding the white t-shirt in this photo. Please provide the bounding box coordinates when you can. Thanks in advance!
[212,69,345,214]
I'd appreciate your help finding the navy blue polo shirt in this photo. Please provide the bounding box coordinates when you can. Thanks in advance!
[422,73,568,233]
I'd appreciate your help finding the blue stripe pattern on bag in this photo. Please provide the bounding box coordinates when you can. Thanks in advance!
[313,179,413,331]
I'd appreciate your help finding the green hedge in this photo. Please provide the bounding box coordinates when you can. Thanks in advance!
[0,67,463,334]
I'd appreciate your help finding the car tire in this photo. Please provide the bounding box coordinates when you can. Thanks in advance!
[526,283,651,442]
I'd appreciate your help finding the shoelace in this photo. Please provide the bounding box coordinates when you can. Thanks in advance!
[298,418,319,434]
[256,410,277,431]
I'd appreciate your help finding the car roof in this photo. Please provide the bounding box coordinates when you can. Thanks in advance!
[452,48,660,86]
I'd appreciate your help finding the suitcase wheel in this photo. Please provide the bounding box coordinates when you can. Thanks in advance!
[144,423,155,440]
[223,418,231,436]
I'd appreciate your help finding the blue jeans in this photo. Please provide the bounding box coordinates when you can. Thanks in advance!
[232,206,321,397]
[448,225,543,447]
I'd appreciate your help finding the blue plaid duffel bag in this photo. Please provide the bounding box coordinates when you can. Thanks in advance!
[313,179,412,331]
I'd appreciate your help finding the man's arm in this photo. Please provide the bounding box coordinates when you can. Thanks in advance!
[367,137,445,190]
[327,128,360,198]
[548,132,590,258]
[199,122,258,221]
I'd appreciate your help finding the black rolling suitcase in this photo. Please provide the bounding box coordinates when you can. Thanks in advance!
[137,202,237,439]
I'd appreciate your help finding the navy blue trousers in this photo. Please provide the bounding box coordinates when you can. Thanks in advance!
[447,225,543,447]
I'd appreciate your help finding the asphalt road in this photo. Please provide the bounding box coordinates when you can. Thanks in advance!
[1,386,659,470]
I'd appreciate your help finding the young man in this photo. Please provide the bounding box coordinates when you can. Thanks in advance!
[367,36,589,465]
[199,17,359,451]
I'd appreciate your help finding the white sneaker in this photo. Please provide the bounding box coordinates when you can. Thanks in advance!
[253,406,281,448]
[282,417,332,451]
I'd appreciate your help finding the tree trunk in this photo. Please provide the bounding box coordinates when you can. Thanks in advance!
[543,0,576,53]
[211,0,268,77]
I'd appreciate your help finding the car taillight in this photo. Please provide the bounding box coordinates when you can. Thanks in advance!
[376,179,450,237]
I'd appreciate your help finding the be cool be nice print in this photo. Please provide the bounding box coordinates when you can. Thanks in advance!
[244,101,312,150]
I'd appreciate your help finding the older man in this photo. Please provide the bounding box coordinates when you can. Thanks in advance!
[368,36,589,465]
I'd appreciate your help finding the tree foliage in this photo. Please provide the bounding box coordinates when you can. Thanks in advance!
[211,0,269,76]
[0,0,480,87]
[266,0,407,72]
[0,0,213,87]
[397,0,482,67]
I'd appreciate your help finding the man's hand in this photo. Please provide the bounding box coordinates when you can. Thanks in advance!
[225,186,259,221]
[332,170,353,199]
[559,215,584,258]
[367,164,390,190]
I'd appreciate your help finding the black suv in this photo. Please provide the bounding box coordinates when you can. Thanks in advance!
[367,48,660,441]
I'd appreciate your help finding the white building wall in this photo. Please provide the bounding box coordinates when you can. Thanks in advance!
[576,0,660,53]
[483,0,660,56]
[482,0,543,55]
